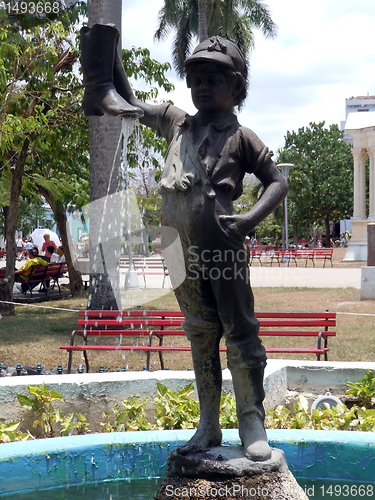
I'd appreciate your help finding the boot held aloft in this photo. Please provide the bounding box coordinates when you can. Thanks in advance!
[80,24,143,118]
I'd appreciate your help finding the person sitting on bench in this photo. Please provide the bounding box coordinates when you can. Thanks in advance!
[15,248,48,294]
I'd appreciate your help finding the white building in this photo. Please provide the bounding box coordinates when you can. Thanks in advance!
[341,95,375,145]
[342,96,375,261]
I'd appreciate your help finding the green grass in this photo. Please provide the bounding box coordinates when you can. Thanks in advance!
[0,287,374,373]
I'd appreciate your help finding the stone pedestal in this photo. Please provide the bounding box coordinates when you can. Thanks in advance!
[344,219,370,262]
[361,267,375,300]
[155,446,308,500]
[360,224,375,299]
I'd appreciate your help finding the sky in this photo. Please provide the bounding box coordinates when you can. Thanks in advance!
[121,0,375,155]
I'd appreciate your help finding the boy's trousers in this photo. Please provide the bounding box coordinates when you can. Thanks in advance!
[161,185,267,371]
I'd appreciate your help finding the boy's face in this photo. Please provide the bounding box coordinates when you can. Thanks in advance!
[189,63,235,114]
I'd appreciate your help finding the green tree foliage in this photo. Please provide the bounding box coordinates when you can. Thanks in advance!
[0,1,88,312]
[124,47,174,242]
[282,122,353,245]
[154,0,277,78]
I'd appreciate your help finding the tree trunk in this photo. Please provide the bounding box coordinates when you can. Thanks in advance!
[142,210,150,257]
[3,206,8,238]
[86,0,123,310]
[0,141,29,316]
[198,0,208,42]
[37,185,85,298]
[325,217,331,248]
[54,209,85,296]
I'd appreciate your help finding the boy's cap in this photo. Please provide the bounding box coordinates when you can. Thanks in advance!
[184,36,247,79]
[28,248,37,257]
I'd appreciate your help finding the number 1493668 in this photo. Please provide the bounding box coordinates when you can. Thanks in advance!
[5,1,62,15]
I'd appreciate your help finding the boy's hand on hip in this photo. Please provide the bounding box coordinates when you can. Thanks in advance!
[219,214,254,239]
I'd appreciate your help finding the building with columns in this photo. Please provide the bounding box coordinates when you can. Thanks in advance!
[344,109,375,261]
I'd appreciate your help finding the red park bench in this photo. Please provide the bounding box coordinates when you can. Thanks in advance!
[14,262,68,296]
[60,310,336,373]
[269,248,333,267]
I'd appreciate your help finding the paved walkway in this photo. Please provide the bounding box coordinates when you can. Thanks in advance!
[249,266,361,289]
[11,256,363,297]
[119,266,362,290]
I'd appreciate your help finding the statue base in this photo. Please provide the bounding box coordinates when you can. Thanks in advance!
[155,446,308,500]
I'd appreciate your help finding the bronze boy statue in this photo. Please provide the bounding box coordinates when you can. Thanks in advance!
[80,24,287,462]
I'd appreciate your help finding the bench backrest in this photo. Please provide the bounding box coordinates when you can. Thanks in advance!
[25,265,48,283]
[45,263,61,278]
[45,262,68,278]
[312,248,333,255]
[76,310,336,336]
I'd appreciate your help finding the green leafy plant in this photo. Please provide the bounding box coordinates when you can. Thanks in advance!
[155,381,200,430]
[219,392,238,429]
[0,422,33,443]
[5,380,375,444]
[101,397,152,432]
[345,370,375,408]
[60,413,89,436]
[265,404,292,429]
[17,383,65,438]
[17,384,90,438]
[311,404,357,431]
[265,395,375,432]
[356,408,375,431]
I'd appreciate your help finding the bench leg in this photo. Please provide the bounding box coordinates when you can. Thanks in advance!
[67,349,89,374]
[147,332,164,370]
[317,332,328,361]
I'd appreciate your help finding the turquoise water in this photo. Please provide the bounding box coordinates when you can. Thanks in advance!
[7,478,375,500]
[9,478,164,500]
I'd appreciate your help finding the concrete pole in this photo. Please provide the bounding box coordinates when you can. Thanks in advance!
[367,223,375,267]
[359,149,368,219]
[86,0,123,309]
[352,148,367,219]
[361,223,375,299]
[368,147,375,219]
[277,164,294,249]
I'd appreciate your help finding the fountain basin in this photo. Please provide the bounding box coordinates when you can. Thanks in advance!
[0,429,374,497]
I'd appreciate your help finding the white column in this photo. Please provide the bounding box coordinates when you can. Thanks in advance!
[352,148,367,219]
[352,148,361,218]
[368,146,375,219]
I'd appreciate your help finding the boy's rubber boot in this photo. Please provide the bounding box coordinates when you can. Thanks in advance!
[113,46,140,106]
[176,336,223,455]
[230,364,272,462]
[80,24,143,118]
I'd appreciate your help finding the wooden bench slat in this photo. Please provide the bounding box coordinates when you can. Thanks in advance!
[78,319,184,327]
[78,310,184,318]
[61,345,328,354]
[75,329,336,337]
[78,319,335,328]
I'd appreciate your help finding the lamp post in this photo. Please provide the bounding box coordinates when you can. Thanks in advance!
[278,163,294,249]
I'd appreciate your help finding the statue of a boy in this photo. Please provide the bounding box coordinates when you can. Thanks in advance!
[80,25,287,462]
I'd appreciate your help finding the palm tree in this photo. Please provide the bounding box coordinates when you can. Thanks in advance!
[154,0,277,78]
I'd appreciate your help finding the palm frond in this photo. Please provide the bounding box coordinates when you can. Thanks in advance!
[240,0,278,39]
[172,16,194,78]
